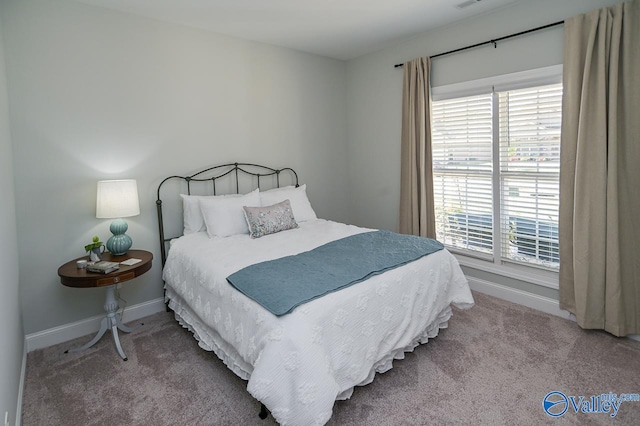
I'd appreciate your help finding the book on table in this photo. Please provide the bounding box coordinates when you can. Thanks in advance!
[87,261,120,274]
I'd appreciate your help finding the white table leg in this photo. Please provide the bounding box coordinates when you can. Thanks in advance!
[116,316,138,333]
[110,325,128,361]
[66,285,135,361]
[67,317,108,353]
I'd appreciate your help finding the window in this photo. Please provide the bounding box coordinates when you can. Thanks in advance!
[432,93,494,256]
[432,79,562,270]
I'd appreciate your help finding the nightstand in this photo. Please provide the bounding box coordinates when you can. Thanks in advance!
[58,249,153,361]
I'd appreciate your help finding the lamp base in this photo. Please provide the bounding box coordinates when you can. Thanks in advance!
[107,218,133,256]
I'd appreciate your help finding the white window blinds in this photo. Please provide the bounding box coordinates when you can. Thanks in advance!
[499,84,561,267]
[432,93,494,257]
[431,82,562,269]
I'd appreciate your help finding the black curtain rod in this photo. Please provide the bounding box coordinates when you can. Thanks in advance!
[394,20,564,68]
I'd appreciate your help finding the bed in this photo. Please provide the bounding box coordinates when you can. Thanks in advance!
[157,163,474,425]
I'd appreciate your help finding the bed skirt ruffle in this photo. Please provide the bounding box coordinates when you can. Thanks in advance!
[166,285,454,404]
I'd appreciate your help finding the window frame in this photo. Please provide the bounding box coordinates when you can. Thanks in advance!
[431,65,562,289]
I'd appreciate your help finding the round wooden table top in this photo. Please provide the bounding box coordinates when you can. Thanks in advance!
[58,249,153,288]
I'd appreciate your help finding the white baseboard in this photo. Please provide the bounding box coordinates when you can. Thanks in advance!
[16,339,26,426]
[466,276,573,320]
[25,297,166,352]
[22,278,640,353]
[467,276,640,342]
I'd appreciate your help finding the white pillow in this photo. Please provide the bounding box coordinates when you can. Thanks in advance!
[181,191,256,235]
[199,189,261,238]
[259,184,317,222]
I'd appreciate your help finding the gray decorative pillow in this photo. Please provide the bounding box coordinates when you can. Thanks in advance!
[243,199,299,239]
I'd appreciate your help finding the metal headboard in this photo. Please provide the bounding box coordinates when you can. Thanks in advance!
[156,162,299,266]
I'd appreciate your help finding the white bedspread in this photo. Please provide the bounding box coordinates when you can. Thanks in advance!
[163,219,474,425]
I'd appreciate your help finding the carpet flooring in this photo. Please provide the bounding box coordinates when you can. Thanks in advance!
[22,292,640,425]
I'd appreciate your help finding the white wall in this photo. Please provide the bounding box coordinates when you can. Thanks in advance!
[2,0,349,335]
[0,5,24,425]
[345,0,621,299]
[3,0,627,337]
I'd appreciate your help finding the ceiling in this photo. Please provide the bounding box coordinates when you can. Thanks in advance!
[76,0,523,60]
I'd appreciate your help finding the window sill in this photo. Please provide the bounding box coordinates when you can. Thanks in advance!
[451,251,559,290]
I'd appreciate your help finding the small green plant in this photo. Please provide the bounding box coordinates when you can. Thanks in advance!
[84,235,103,252]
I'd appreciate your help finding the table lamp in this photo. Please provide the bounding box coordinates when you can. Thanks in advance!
[96,179,140,256]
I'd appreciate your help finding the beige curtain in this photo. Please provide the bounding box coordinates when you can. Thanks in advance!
[560,0,640,337]
[399,57,436,238]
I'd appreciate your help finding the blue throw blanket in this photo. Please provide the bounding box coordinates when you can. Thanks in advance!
[226,230,444,316]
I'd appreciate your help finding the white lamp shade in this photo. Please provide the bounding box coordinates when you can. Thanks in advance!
[96,179,140,219]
